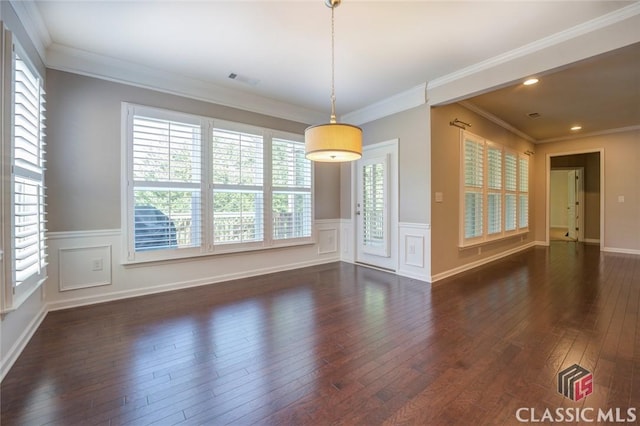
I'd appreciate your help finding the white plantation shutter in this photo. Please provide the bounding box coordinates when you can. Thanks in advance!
[12,52,47,288]
[463,135,483,239]
[131,112,202,252]
[212,127,264,245]
[519,155,529,229]
[504,152,517,232]
[123,105,314,262]
[460,131,529,246]
[361,160,387,253]
[487,145,502,235]
[272,138,312,240]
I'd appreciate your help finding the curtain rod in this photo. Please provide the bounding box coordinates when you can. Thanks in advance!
[450,118,471,130]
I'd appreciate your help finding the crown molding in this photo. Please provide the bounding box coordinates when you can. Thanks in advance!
[428,2,640,91]
[8,0,51,63]
[459,100,536,143]
[536,124,640,144]
[9,0,323,124]
[46,43,325,125]
[341,83,427,126]
[11,1,640,126]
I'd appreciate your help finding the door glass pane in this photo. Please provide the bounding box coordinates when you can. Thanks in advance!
[362,162,386,251]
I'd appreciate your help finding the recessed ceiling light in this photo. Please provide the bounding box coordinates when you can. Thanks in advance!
[570,125,582,131]
[523,78,539,86]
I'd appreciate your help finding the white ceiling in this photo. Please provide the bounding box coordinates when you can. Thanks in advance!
[463,41,640,142]
[17,1,640,139]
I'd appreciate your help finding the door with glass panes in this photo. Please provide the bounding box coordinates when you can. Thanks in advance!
[355,140,398,271]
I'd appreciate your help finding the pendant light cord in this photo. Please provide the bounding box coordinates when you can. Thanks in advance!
[330,4,337,124]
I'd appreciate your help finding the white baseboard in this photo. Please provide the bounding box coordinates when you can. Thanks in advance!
[431,242,536,283]
[0,305,48,382]
[47,257,339,312]
[397,269,431,283]
[603,247,640,256]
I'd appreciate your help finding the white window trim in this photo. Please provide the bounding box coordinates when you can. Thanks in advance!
[121,103,314,264]
[459,130,529,248]
[1,28,48,313]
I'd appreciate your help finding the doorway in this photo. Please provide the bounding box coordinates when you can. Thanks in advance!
[546,151,603,248]
[549,168,584,241]
[354,139,399,271]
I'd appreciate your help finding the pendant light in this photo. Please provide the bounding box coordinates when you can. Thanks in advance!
[305,0,362,162]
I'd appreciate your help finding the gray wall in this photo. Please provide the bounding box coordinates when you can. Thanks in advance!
[342,104,431,223]
[45,70,340,232]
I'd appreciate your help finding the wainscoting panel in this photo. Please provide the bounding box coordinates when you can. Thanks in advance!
[46,222,343,311]
[59,245,112,291]
[398,222,431,282]
[340,219,354,263]
[317,229,337,254]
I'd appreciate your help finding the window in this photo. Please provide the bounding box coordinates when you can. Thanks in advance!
[504,152,518,232]
[272,138,312,241]
[460,131,529,247]
[131,113,202,252]
[487,143,502,236]
[519,156,529,229]
[123,105,313,262]
[212,127,264,246]
[463,134,484,239]
[2,38,48,311]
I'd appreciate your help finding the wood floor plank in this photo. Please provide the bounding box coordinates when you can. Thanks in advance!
[2,244,640,425]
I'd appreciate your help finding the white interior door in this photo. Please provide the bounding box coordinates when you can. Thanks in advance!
[567,170,577,240]
[355,140,398,271]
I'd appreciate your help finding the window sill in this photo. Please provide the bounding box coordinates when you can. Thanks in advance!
[459,230,529,250]
[0,275,47,315]
[122,239,315,267]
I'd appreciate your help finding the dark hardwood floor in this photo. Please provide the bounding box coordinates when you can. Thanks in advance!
[2,242,639,425]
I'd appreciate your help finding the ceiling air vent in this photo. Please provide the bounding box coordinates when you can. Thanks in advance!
[228,72,260,87]
[527,112,541,119]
